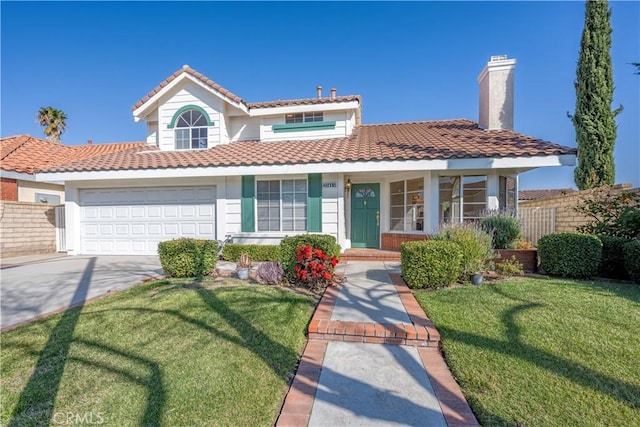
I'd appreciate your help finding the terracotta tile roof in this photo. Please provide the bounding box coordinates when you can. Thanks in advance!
[1,134,146,174]
[39,119,576,174]
[519,188,576,201]
[247,95,361,109]
[132,65,361,112]
[132,65,245,110]
[73,141,148,159]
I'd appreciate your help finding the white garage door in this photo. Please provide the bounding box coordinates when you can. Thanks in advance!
[79,186,216,255]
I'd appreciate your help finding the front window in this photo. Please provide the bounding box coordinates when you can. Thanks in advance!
[257,179,307,231]
[499,175,516,211]
[175,109,208,149]
[285,112,323,124]
[390,178,424,231]
[439,175,487,223]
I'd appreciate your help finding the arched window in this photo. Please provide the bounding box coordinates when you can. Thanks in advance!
[174,109,208,149]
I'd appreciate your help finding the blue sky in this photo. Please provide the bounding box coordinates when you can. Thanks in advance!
[2,1,638,190]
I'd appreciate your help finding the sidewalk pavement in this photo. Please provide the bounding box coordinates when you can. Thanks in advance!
[276,261,480,427]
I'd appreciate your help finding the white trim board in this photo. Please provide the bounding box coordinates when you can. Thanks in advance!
[36,154,576,183]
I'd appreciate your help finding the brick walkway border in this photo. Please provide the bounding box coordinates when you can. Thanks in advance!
[307,275,440,346]
[276,267,480,426]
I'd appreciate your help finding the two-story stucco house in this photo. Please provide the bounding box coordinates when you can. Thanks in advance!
[36,55,576,256]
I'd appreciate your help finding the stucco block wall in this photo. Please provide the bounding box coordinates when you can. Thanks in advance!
[519,184,639,233]
[17,180,65,203]
[0,201,57,258]
[1,178,18,201]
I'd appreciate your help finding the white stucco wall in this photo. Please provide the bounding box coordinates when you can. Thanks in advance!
[229,117,260,142]
[477,57,516,131]
[18,180,65,204]
[321,173,340,241]
[224,175,242,235]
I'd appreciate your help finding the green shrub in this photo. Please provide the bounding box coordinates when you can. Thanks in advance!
[480,213,523,249]
[431,223,494,280]
[496,255,525,277]
[401,240,462,289]
[538,233,602,279]
[575,188,640,239]
[598,235,631,280]
[623,240,640,283]
[222,243,280,262]
[280,234,341,279]
[158,238,217,278]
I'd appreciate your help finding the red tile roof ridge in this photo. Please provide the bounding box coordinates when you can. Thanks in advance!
[1,134,32,160]
[247,95,361,108]
[1,134,31,141]
[76,140,147,146]
[132,65,246,111]
[519,188,577,200]
[360,118,475,127]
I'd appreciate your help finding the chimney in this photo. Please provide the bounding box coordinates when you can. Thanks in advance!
[316,85,322,99]
[477,55,516,130]
[330,88,336,100]
[87,139,93,145]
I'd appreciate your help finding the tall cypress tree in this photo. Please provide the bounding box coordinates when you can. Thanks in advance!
[571,0,622,190]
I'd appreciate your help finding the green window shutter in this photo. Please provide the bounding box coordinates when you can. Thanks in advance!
[241,176,255,232]
[307,174,322,232]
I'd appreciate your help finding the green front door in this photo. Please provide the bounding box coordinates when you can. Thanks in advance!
[351,183,380,248]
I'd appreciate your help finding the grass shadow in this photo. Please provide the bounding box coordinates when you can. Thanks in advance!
[7,258,167,427]
[437,292,640,410]
[8,258,96,426]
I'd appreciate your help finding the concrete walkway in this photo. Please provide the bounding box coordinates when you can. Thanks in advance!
[276,261,480,427]
[1,254,162,329]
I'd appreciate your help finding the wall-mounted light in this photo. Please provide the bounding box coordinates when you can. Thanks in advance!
[344,177,352,196]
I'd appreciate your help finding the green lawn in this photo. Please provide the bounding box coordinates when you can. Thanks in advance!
[1,278,315,427]
[415,277,640,427]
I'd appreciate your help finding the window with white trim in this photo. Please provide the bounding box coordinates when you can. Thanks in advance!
[257,179,307,231]
[439,175,487,223]
[285,112,323,124]
[389,178,424,231]
[499,175,517,211]
[175,109,208,149]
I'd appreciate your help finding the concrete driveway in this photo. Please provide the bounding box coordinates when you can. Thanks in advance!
[1,255,163,329]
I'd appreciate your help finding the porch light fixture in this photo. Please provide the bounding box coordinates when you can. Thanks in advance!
[344,178,352,196]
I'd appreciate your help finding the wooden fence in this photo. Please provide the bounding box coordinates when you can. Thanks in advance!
[518,207,556,246]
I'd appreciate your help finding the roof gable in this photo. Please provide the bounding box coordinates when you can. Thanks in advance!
[132,65,362,123]
[132,65,247,119]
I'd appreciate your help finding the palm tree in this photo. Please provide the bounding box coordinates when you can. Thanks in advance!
[36,107,67,143]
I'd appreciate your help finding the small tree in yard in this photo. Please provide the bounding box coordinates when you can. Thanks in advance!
[570,0,622,190]
[574,187,640,239]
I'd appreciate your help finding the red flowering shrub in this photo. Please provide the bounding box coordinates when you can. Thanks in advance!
[294,245,339,290]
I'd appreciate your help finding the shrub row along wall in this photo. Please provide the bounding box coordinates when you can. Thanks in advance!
[519,183,640,233]
[0,201,57,258]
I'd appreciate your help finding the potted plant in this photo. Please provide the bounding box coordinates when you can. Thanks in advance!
[236,253,252,280]
[470,272,484,286]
